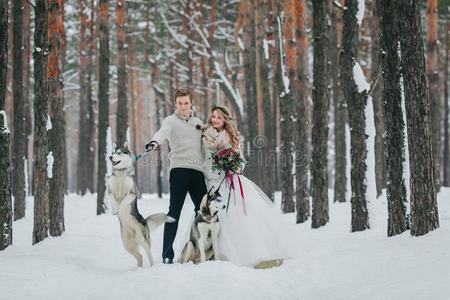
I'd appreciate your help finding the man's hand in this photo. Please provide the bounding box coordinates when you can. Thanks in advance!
[145,141,159,151]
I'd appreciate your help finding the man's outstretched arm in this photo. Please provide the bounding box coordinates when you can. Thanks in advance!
[146,118,171,151]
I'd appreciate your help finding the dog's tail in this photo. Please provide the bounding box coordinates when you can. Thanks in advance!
[146,213,175,233]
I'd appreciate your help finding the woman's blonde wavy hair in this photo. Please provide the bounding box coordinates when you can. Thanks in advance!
[205,105,241,152]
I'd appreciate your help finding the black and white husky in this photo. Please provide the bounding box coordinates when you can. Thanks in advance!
[108,142,174,267]
[179,188,224,264]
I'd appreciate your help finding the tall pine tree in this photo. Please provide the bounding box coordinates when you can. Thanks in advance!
[48,0,66,237]
[33,0,50,245]
[341,0,369,232]
[311,0,329,228]
[0,0,13,251]
[96,0,110,215]
[398,0,439,236]
[378,0,407,236]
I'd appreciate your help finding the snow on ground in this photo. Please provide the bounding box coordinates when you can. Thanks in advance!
[1,189,450,300]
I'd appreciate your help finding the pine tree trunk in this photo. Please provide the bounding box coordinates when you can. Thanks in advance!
[185,0,194,87]
[96,0,109,215]
[444,13,450,187]
[150,4,163,198]
[398,0,439,236]
[254,0,264,191]
[48,0,65,237]
[197,0,208,121]
[295,0,310,222]
[280,0,295,214]
[115,0,128,145]
[371,0,386,198]
[207,0,217,109]
[332,0,347,203]
[12,0,26,220]
[264,0,278,201]
[255,0,265,137]
[358,0,371,75]
[243,1,259,186]
[0,0,13,251]
[155,92,164,198]
[134,74,142,182]
[255,0,274,199]
[127,18,136,179]
[85,1,95,193]
[22,1,32,196]
[268,0,282,193]
[32,0,49,245]
[341,0,369,232]
[426,0,441,190]
[311,0,329,228]
[6,1,12,111]
[77,0,89,195]
[378,0,407,237]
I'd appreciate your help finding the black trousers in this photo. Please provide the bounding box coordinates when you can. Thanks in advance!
[162,167,207,260]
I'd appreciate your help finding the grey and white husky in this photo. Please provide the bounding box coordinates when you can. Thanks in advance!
[108,142,174,267]
[179,187,224,264]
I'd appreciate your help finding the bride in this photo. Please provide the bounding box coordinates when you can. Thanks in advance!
[202,105,295,267]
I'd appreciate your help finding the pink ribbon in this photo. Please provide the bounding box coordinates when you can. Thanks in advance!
[225,170,247,215]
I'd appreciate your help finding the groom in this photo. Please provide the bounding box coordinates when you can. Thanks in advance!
[146,88,207,264]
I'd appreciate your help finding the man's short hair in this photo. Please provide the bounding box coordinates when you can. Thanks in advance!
[174,88,192,103]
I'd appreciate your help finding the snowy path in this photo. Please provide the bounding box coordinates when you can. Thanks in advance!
[1,190,449,300]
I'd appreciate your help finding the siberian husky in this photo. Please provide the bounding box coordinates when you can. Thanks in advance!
[179,187,224,264]
[108,142,174,267]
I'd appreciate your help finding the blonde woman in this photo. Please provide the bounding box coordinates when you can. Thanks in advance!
[202,105,295,267]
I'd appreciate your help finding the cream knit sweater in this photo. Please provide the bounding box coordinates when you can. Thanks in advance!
[151,110,204,172]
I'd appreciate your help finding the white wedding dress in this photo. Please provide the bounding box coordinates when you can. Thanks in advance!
[203,139,296,267]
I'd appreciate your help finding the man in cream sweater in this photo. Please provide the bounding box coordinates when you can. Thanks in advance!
[146,88,207,264]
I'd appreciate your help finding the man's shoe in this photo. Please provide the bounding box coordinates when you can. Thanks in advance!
[163,258,174,264]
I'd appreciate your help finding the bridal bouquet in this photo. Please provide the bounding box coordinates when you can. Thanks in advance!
[210,148,246,174]
[210,148,247,215]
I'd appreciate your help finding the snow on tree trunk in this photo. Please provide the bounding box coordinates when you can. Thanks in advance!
[378,0,407,236]
[311,0,329,228]
[32,0,50,245]
[341,0,369,232]
[398,0,439,237]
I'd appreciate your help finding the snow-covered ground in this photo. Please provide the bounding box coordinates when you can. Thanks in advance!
[1,189,449,300]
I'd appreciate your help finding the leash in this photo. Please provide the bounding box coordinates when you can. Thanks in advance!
[134,149,150,162]
[213,172,233,212]
[215,170,246,215]
[215,173,227,192]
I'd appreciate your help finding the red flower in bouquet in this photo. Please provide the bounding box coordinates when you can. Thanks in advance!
[210,148,246,174]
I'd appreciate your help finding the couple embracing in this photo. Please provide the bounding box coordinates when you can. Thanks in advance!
[146,88,294,267]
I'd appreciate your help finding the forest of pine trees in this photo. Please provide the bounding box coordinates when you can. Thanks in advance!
[0,0,448,249]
